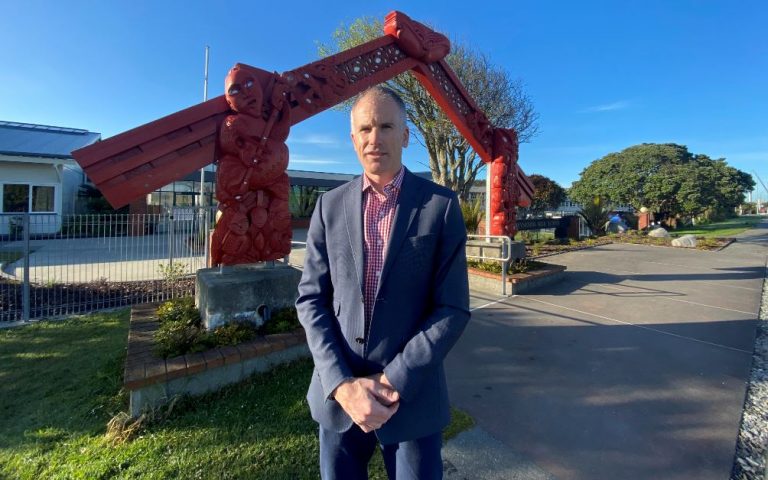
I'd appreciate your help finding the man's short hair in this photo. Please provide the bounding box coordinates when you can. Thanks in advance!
[350,85,407,126]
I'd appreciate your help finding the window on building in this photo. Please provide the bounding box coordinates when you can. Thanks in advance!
[1,184,56,213]
[3,184,30,212]
[32,186,54,212]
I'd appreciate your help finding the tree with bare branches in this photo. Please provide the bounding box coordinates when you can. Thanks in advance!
[319,17,539,199]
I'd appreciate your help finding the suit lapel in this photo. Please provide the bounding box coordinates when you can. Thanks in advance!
[377,169,423,296]
[343,176,365,297]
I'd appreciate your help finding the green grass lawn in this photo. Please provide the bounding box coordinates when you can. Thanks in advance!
[0,310,473,479]
[671,215,767,238]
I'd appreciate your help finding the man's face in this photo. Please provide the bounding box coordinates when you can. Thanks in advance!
[350,94,409,181]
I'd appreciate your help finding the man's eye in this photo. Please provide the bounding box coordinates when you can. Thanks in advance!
[228,86,240,95]
[245,80,254,88]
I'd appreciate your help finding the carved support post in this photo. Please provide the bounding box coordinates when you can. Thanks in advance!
[489,128,520,237]
[211,64,292,265]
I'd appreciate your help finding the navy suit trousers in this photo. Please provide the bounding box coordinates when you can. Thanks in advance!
[319,424,442,480]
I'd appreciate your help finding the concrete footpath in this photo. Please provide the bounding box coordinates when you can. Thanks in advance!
[443,220,767,480]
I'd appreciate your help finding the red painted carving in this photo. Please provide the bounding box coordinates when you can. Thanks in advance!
[384,11,450,64]
[490,128,520,236]
[71,10,535,265]
[407,58,533,235]
[212,64,292,264]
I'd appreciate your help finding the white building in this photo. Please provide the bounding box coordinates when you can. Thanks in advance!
[0,121,100,234]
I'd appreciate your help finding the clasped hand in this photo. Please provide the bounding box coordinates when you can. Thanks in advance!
[332,373,400,433]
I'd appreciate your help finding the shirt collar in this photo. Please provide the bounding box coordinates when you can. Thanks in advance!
[362,166,405,195]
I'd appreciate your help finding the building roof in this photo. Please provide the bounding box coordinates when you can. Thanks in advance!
[182,168,434,189]
[0,121,101,159]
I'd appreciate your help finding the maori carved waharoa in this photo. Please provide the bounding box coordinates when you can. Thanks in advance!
[72,11,533,266]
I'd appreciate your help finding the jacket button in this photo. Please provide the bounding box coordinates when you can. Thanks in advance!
[355,337,365,344]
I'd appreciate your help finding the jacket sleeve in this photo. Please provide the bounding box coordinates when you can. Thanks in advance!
[383,193,471,401]
[296,194,354,399]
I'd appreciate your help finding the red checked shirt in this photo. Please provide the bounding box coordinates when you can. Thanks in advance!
[362,167,404,336]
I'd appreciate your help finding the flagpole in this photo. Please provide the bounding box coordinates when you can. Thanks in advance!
[199,45,210,207]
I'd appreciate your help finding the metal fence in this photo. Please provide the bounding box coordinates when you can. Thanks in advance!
[466,235,514,295]
[0,208,217,322]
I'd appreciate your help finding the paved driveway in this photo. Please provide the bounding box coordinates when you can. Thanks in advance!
[446,222,767,479]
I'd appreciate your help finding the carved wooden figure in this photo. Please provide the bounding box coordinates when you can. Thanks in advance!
[72,10,534,267]
[213,64,292,264]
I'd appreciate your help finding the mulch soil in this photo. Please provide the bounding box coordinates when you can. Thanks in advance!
[0,277,195,322]
[526,234,734,259]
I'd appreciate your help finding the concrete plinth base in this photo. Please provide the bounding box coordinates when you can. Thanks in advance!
[196,263,302,330]
[466,240,526,263]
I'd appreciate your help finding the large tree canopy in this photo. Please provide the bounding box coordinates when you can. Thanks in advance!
[528,174,566,214]
[569,143,754,220]
[319,17,539,199]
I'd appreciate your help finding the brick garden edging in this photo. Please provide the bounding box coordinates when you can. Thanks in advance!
[125,303,309,417]
[468,263,567,296]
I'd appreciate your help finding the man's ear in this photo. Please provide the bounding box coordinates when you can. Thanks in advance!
[402,126,409,148]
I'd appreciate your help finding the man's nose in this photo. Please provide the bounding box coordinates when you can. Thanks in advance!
[368,127,382,145]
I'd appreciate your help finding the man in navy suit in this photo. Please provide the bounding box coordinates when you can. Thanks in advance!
[296,86,470,479]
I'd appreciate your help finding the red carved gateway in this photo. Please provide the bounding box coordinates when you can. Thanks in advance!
[72,10,533,266]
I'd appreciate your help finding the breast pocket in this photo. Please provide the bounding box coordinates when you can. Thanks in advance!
[399,234,438,273]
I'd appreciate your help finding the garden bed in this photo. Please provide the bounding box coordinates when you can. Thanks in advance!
[468,262,566,295]
[525,237,612,258]
[125,303,309,417]
[607,232,735,251]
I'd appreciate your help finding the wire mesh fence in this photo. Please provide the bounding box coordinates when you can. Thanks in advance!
[0,208,217,322]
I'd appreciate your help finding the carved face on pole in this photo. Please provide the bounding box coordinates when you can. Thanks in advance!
[225,64,263,117]
[350,91,409,188]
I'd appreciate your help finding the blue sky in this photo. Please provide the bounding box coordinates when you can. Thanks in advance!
[1,1,766,199]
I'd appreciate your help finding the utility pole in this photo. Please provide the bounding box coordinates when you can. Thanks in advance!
[753,171,768,214]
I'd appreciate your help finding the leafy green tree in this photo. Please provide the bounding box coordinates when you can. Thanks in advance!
[570,143,754,221]
[528,174,566,215]
[319,17,538,200]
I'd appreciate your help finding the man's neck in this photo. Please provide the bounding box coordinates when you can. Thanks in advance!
[365,168,402,194]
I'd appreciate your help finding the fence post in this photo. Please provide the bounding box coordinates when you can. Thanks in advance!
[501,239,508,296]
[22,213,30,321]
[203,208,210,269]
[168,212,175,267]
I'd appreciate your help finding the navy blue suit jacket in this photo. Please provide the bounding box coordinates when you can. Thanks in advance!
[296,168,471,444]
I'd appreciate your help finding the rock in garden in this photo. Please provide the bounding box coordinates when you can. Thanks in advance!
[671,234,697,248]
[648,227,670,238]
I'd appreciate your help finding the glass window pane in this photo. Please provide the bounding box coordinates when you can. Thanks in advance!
[174,192,194,207]
[160,192,173,208]
[3,184,29,212]
[174,181,193,193]
[32,186,54,212]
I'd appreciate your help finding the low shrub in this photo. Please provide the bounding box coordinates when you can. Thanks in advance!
[154,297,300,358]
[467,258,547,275]
[260,307,301,335]
[157,297,200,326]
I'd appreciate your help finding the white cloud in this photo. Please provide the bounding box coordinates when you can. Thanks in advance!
[581,100,631,113]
